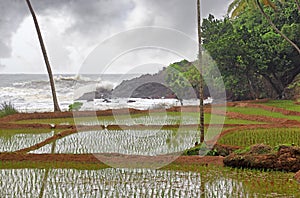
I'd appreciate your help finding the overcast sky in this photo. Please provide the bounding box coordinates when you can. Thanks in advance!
[0,0,231,74]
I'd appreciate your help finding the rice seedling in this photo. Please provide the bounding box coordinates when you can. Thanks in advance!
[16,111,262,126]
[227,106,300,121]
[0,167,299,197]
[54,129,199,155]
[256,100,300,112]
[0,130,54,152]
[218,128,300,147]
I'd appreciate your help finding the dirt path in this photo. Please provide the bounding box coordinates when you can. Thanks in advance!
[0,153,224,167]
[1,100,299,166]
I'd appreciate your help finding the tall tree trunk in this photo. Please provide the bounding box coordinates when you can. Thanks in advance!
[295,0,300,12]
[197,0,205,144]
[25,0,61,112]
[256,0,300,55]
[262,74,284,98]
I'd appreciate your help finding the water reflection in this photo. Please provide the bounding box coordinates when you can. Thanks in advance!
[54,130,197,155]
[0,131,54,152]
[0,168,247,197]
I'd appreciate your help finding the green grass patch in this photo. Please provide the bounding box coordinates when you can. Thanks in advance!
[227,106,300,121]
[16,112,263,125]
[0,160,109,170]
[218,128,300,147]
[0,128,60,137]
[256,100,300,112]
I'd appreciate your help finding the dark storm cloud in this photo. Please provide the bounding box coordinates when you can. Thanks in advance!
[130,0,231,36]
[0,0,231,71]
[0,0,27,59]
[0,0,135,58]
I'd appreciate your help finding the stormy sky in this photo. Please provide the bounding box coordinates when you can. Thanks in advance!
[0,0,231,74]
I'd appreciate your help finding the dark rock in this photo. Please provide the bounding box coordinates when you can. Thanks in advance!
[77,87,112,101]
[127,100,136,103]
[77,67,211,101]
[224,144,300,172]
[213,144,240,157]
[103,99,111,103]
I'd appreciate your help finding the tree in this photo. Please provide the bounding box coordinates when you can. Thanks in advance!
[202,1,300,100]
[25,0,61,112]
[228,0,300,55]
[295,0,300,12]
[197,0,205,143]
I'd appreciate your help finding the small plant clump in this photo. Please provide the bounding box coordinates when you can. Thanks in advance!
[0,102,18,118]
[68,102,83,111]
[183,143,218,156]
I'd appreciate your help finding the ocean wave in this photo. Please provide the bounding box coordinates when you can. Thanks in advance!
[54,74,93,82]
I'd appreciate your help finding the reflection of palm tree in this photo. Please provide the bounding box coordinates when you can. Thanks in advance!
[197,0,205,143]
[39,136,57,198]
[25,0,61,112]
[228,0,300,55]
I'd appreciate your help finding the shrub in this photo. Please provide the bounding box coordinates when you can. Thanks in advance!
[68,102,83,111]
[183,144,218,156]
[0,102,18,118]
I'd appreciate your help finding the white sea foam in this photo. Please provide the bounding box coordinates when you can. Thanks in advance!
[0,74,213,113]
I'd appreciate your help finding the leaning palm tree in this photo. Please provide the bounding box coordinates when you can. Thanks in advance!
[197,0,205,144]
[25,0,61,112]
[228,0,300,55]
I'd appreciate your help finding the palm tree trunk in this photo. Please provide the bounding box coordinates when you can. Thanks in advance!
[197,0,205,143]
[256,0,300,55]
[25,0,61,112]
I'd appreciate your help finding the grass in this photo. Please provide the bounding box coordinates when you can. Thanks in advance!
[0,129,61,140]
[218,128,300,147]
[227,106,300,121]
[16,112,263,125]
[0,102,18,118]
[0,161,109,170]
[256,100,300,112]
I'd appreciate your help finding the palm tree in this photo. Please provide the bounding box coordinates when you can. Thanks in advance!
[25,0,61,112]
[228,0,300,55]
[197,0,205,144]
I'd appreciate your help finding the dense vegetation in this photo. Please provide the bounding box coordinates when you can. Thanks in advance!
[165,1,300,101]
[202,1,300,100]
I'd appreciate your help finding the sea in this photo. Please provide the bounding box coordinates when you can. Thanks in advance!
[0,74,207,113]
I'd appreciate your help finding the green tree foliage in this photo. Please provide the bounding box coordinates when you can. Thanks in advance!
[228,0,300,54]
[202,1,300,100]
[165,60,200,104]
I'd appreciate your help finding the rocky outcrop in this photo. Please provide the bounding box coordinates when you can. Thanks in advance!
[77,87,112,101]
[224,144,300,172]
[111,70,180,98]
[77,68,206,101]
